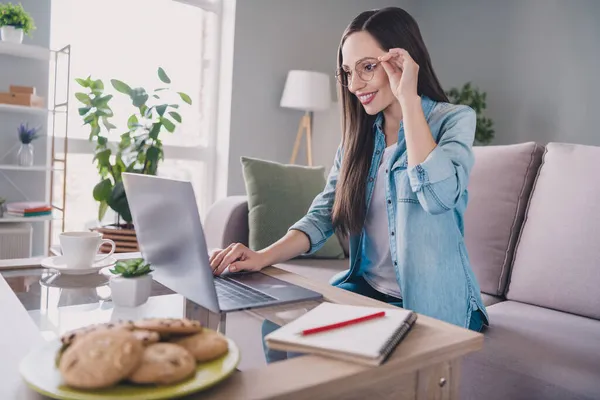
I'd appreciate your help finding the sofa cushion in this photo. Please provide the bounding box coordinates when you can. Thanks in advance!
[241,157,345,259]
[507,143,600,319]
[464,142,544,296]
[481,293,504,307]
[462,301,600,400]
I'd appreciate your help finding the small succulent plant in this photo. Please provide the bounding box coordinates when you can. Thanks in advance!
[109,258,153,278]
[17,122,41,144]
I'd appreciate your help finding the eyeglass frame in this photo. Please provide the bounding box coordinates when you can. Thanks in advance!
[334,57,382,88]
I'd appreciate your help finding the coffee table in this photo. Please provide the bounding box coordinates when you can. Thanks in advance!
[0,257,483,399]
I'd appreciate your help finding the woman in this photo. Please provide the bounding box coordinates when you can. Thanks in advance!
[210,6,489,361]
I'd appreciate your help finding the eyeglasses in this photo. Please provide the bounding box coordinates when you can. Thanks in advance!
[335,58,381,87]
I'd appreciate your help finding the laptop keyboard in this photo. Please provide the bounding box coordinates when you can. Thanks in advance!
[214,276,276,307]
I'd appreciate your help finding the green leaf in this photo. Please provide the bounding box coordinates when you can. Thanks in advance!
[168,111,182,123]
[154,87,168,92]
[83,113,95,125]
[95,94,113,106]
[156,104,168,117]
[107,181,132,223]
[92,79,104,90]
[97,136,108,146]
[161,117,176,133]
[157,67,171,84]
[149,122,161,140]
[93,179,113,201]
[94,148,111,165]
[111,79,132,95]
[153,94,160,99]
[75,78,88,87]
[96,108,114,117]
[108,268,119,275]
[178,92,192,105]
[115,264,126,274]
[98,200,109,221]
[101,116,117,131]
[127,115,139,130]
[75,92,91,105]
[131,88,149,108]
[146,146,160,165]
[78,106,91,116]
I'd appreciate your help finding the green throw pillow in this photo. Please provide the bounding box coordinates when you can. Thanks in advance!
[241,156,345,259]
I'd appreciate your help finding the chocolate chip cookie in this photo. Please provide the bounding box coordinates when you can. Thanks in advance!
[131,329,160,345]
[133,318,202,335]
[171,329,229,362]
[128,343,196,385]
[60,320,135,345]
[59,330,143,389]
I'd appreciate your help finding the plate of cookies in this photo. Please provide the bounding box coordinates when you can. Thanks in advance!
[20,318,240,400]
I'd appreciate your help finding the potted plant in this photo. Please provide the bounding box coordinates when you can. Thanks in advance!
[75,67,191,251]
[0,2,36,44]
[109,258,153,307]
[16,122,40,166]
[0,197,5,218]
[446,82,495,145]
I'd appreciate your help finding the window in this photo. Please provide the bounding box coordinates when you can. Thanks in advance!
[50,0,221,240]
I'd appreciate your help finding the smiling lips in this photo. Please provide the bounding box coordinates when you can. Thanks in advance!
[358,91,377,105]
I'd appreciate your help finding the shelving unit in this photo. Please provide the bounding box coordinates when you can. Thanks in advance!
[0,41,71,256]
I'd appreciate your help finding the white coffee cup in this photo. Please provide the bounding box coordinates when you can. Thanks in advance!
[59,232,116,268]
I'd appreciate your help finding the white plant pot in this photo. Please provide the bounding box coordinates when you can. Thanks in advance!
[109,274,152,307]
[0,26,24,44]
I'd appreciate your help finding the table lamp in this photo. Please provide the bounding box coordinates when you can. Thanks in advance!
[280,70,331,166]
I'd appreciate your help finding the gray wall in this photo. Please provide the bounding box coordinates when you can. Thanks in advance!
[227,0,410,195]
[0,0,51,256]
[409,0,600,146]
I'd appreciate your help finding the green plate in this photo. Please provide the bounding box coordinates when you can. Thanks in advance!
[20,335,240,400]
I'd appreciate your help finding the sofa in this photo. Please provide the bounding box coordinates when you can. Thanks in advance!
[203,141,600,399]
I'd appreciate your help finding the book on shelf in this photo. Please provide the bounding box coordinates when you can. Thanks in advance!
[6,201,52,216]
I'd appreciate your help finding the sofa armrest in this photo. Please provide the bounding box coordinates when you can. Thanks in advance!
[203,196,249,250]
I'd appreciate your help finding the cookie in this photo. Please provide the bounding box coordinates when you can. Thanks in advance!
[131,329,160,345]
[59,330,143,389]
[128,343,196,385]
[61,320,135,345]
[171,329,229,362]
[133,318,202,335]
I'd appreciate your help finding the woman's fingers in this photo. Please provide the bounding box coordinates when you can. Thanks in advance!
[214,244,246,276]
[210,243,234,270]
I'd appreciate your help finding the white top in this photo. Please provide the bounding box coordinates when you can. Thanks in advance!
[363,144,402,299]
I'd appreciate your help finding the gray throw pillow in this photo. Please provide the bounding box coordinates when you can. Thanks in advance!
[241,156,345,259]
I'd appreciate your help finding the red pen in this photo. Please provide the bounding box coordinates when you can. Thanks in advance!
[299,311,386,336]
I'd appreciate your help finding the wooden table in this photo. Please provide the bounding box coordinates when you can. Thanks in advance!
[0,260,483,400]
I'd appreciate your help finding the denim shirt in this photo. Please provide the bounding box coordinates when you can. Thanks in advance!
[289,96,489,329]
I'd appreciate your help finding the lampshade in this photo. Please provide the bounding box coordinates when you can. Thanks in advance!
[280,70,332,112]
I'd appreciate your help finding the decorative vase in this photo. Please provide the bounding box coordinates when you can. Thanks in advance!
[0,26,24,44]
[109,274,152,307]
[17,143,34,167]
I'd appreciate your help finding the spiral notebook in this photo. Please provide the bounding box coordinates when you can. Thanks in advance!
[264,302,417,366]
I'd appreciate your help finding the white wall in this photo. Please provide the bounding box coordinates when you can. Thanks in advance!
[226,0,413,195]
[409,0,600,146]
[0,0,51,256]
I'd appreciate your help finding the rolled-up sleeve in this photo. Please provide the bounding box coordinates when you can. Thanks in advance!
[289,145,342,254]
[407,107,476,215]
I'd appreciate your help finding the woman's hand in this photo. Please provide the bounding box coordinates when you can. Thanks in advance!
[378,48,420,103]
[209,243,269,276]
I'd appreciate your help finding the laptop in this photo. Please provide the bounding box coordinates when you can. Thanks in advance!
[122,173,323,314]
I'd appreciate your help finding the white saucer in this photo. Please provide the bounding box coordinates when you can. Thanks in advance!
[40,255,117,276]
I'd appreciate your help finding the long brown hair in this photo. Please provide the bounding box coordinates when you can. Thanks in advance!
[332,7,448,236]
